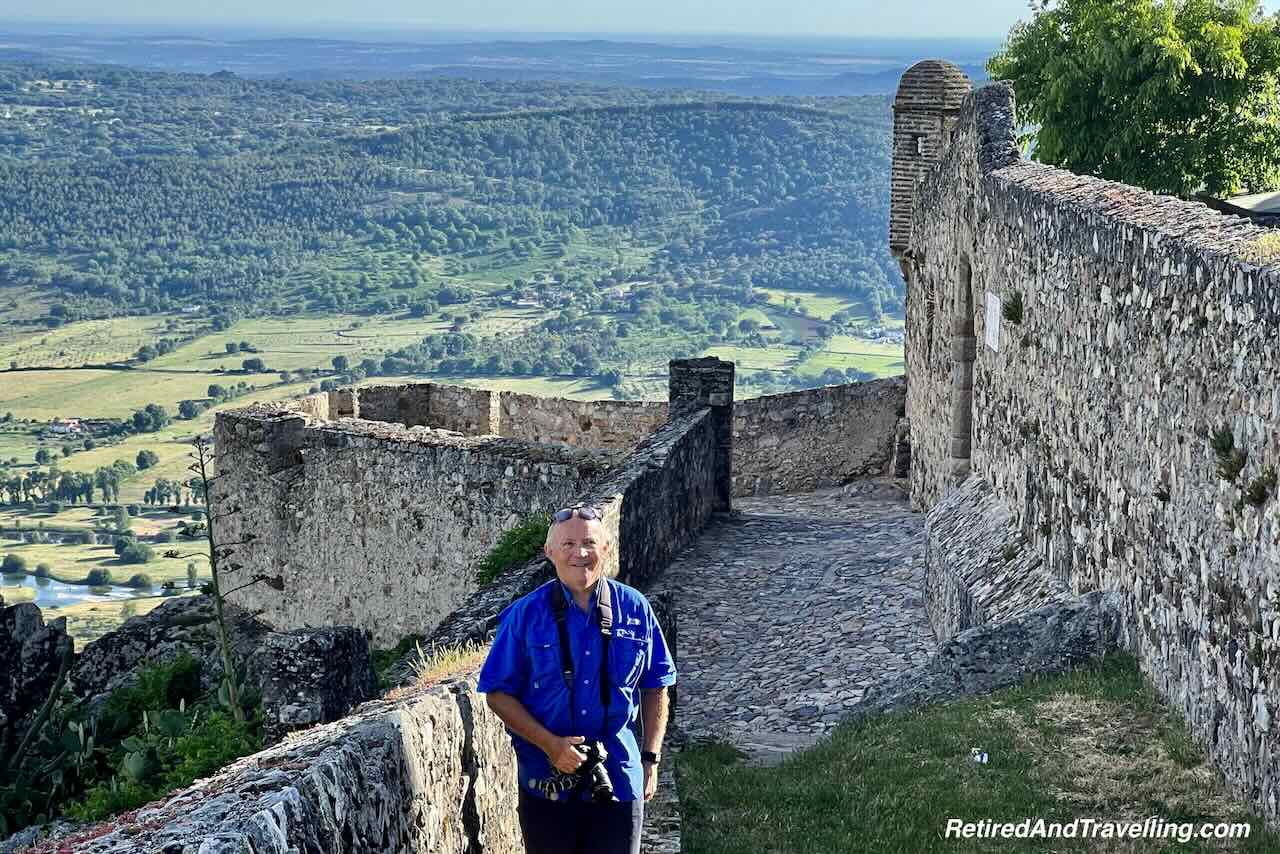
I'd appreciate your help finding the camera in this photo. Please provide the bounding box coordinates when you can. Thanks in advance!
[576,740,614,803]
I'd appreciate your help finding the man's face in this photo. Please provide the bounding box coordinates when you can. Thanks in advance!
[545,515,610,596]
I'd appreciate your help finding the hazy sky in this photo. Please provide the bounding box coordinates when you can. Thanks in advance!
[6,0,1280,39]
[0,1,1146,39]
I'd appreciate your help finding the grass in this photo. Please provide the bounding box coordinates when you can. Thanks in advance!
[0,316,180,369]
[0,537,204,587]
[43,594,180,648]
[703,345,798,373]
[755,287,873,323]
[1241,233,1280,266]
[677,654,1276,853]
[385,640,490,700]
[792,334,905,379]
[0,584,35,603]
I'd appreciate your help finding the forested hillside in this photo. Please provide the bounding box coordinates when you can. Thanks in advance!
[0,63,899,328]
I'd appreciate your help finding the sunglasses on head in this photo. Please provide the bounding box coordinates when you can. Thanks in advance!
[552,505,601,522]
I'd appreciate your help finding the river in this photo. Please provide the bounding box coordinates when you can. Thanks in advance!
[2,571,162,608]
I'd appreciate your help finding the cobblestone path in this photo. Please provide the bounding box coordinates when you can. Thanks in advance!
[649,483,934,764]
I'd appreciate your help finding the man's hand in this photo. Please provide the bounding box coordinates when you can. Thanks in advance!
[547,735,588,774]
[643,761,658,801]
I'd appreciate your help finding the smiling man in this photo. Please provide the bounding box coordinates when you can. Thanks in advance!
[478,504,676,854]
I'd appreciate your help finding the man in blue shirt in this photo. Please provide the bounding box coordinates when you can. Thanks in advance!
[478,505,676,854]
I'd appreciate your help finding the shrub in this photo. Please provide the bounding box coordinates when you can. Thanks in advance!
[98,652,203,740]
[1,553,26,574]
[120,543,155,565]
[125,573,153,588]
[34,562,50,578]
[475,512,552,585]
[113,536,135,555]
[85,568,113,586]
[126,504,141,517]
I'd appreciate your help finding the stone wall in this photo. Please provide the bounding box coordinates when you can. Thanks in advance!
[498,391,669,449]
[213,409,620,647]
[300,381,669,452]
[897,77,1280,822]
[732,377,906,496]
[17,675,523,854]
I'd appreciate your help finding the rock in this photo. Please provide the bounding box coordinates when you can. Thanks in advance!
[68,595,271,711]
[0,599,73,738]
[259,627,377,745]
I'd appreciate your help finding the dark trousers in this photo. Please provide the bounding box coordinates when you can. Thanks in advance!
[517,788,643,854]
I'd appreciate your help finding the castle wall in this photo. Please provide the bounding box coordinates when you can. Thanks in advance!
[732,377,905,496]
[213,409,619,647]
[497,390,668,450]
[903,82,1280,821]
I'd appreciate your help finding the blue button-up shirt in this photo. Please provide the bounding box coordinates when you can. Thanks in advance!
[477,578,676,802]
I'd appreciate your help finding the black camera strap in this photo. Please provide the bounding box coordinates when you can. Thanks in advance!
[550,578,613,725]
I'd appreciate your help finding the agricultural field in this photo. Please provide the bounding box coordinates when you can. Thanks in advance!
[755,288,873,323]
[144,315,453,375]
[0,315,186,369]
[794,335,906,378]
[703,345,799,373]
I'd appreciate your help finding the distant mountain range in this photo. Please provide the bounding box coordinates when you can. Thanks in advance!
[0,29,993,95]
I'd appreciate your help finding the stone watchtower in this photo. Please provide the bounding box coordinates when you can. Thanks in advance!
[889,60,973,265]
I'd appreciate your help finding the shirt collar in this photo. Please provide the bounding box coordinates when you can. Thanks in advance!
[558,579,601,614]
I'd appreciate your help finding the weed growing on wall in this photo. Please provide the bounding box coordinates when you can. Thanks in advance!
[1211,427,1248,483]
[1245,467,1277,507]
[1242,233,1280,266]
[475,511,552,585]
[1002,290,1025,324]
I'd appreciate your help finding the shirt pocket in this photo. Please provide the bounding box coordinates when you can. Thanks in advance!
[529,640,562,692]
[609,636,647,689]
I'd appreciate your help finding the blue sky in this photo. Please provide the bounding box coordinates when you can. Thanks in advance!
[5,0,1279,39]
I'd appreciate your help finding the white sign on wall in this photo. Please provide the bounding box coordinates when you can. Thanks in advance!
[985,291,1001,352]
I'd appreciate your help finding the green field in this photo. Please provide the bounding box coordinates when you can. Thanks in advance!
[703,345,799,373]
[795,335,905,378]
[0,315,182,369]
[44,594,181,648]
[755,287,873,323]
[0,536,204,587]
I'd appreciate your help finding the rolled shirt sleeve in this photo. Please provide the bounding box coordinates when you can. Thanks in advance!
[477,603,528,696]
[639,602,677,690]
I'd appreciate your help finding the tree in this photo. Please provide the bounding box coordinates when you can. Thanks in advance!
[119,543,154,565]
[34,449,51,465]
[331,355,350,373]
[131,404,170,433]
[207,384,227,400]
[989,0,1280,196]
[136,449,159,470]
[1,554,25,574]
[241,358,265,372]
[178,399,202,419]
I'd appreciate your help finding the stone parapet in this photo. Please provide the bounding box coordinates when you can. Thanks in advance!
[732,376,905,496]
[924,474,1071,642]
[15,675,522,854]
[213,406,621,647]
